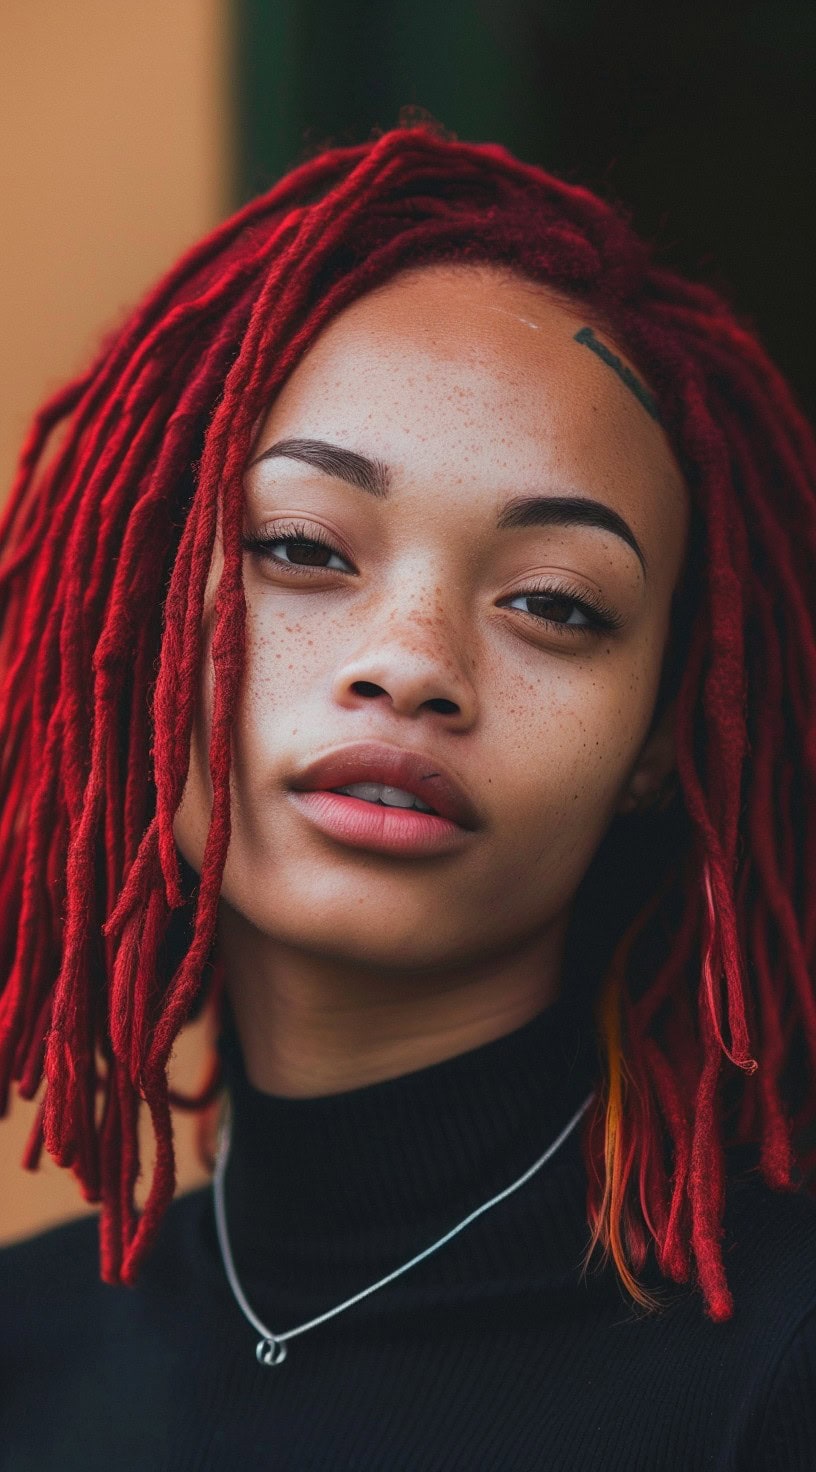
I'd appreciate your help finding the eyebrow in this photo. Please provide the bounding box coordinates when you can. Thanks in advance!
[249,436,647,576]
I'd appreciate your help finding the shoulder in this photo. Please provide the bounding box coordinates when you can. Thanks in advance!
[721,1167,816,1313]
[0,1208,103,1340]
[749,1300,816,1468]
[0,1189,215,1469]
[0,1185,212,1339]
[710,1170,816,1464]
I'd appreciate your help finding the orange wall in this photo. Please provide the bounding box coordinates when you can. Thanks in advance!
[0,0,231,1245]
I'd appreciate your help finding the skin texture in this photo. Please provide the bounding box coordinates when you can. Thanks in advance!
[173,264,690,1096]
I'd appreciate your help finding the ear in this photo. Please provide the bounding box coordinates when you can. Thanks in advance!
[615,696,679,817]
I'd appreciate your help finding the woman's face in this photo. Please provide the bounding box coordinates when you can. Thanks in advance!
[173,263,689,976]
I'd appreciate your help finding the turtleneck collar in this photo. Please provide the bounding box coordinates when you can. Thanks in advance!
[215,985,602,1298]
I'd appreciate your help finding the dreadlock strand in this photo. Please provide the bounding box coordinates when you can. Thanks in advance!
[750,895,796,1186]
[673,623,751,1071]
[119,1059,174,1285]
[0,676,65,1110]
[642,1038,693,1282]
[97,1060,124,1281]
[585,921,662,1312]
[688,1004,732,1321]
[148,468,247,1071]
[668,518,754,1071]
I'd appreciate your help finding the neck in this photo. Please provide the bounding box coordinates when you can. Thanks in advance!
[213,982,601,1306]
[217,904,569,1098]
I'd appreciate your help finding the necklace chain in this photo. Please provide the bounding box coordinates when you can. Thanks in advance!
[213,1088,596,1366]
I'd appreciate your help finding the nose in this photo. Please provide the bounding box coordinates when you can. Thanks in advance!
[330,609,478,728]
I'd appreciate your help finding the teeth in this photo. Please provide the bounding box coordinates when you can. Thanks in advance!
[332,782,437,814]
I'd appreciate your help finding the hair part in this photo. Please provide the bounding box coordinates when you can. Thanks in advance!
[1,122,815,1320]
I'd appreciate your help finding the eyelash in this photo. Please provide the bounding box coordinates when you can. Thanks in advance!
[241,521,623,638]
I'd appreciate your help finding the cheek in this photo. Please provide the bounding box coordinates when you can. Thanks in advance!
[175,597,335,870]
[229,608,329,801]
[492,655,655,855]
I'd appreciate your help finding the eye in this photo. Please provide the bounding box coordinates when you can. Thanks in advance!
[242,529,622,640]
[242,521,354,574]
[500,580,623,638]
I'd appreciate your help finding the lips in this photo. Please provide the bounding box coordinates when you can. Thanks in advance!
[288,742,483,831]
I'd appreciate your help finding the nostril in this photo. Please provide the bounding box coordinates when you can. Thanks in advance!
[351,681,385,697]
[348,683,460,716]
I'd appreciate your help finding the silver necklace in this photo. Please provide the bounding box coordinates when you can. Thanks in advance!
[213,1087,596,1366]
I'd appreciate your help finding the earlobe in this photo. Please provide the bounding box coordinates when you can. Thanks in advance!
[616,696,679,817]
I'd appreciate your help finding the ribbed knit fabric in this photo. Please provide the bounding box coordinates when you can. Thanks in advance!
[2,990,816,1471]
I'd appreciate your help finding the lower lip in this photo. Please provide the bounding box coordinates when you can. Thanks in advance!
[287,790,473,855]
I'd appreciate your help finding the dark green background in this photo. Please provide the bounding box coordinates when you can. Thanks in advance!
[231,0,816,422]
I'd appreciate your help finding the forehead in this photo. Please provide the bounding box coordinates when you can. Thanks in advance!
[254,264,689,583]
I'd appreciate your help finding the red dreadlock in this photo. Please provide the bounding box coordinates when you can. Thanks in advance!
[1,121,814,1321]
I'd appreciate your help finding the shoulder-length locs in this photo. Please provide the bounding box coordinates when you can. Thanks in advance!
[0,122,814,1321]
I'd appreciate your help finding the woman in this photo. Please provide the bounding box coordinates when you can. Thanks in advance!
[0,121,814,1469]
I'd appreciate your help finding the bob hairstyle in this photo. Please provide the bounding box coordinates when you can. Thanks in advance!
[0,120,814,1323]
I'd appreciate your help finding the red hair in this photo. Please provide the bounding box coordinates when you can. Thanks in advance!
[1,121,814,1320]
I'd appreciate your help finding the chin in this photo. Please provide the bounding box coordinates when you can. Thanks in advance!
[276,913,462,971]
[219,874,479,972]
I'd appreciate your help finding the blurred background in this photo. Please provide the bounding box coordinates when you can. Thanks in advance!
[1,0,815,1243]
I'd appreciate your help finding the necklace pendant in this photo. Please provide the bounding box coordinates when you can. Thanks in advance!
[256,1336,288,1367]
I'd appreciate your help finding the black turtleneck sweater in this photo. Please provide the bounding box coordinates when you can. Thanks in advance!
[2,994,816,1470]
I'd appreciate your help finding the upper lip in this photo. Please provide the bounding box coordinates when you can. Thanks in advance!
[288,741,483,830]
